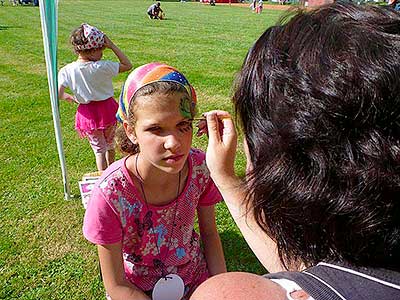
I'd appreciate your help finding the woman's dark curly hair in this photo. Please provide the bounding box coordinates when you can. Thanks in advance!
[233,2,400,271]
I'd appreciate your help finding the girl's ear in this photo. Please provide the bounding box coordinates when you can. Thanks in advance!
[123,121,137,145]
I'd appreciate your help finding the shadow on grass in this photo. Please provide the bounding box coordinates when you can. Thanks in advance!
[0,25,14,30]
[220,229,268,275]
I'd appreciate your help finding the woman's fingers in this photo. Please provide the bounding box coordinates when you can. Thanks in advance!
[196,119,208,137]
[205,112,222,144]
[203,111,238,185]
[196,110,232,139]
[204,111,235,145]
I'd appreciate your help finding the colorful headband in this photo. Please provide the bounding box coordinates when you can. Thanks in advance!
[75,23,104,51]
[116,62,197,123]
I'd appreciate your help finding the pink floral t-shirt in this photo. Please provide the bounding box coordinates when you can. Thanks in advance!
[83,148,222,295]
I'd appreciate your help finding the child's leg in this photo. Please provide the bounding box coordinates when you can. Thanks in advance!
[104,124,116,166]
[87,129,108,171]
[106,149,115,167]
[95,153,108,171]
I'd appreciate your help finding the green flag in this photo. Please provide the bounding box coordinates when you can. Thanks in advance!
[39,0,71,199]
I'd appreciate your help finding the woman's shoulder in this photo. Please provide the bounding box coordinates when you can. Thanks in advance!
[190,272,287,300]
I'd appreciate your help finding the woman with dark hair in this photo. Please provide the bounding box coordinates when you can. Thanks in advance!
[191,2,400,300]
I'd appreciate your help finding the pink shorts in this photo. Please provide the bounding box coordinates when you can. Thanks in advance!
[75,97,118,138]
[86,124,116,154]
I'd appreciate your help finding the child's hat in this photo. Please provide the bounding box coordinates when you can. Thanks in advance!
[75,23,104,51]
[116,62,197,123]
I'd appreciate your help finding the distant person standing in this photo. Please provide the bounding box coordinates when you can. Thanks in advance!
[147,2,164,19]
[256,0,263,14]
[250,0,256,11]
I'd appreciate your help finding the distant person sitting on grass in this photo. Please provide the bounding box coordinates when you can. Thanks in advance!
[147,2,164,19]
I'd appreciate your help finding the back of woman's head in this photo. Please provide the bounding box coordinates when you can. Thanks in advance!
[234,2,400,271]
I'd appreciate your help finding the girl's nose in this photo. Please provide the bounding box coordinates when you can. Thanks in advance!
[163,133,181,151]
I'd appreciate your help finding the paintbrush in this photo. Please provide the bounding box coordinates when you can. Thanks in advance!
[191,116,231,121]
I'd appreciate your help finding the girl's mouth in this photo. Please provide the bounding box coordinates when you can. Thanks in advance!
[163,154,184,163]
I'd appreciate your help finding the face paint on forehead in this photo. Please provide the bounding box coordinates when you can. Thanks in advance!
[179,122,193,133]
[179,96,192,119]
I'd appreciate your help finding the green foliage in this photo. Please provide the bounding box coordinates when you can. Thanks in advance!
[0,1,283,298]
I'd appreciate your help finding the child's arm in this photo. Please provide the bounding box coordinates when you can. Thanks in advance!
[104,36,133,73]
[98,243,151,300]
[198,205,227,275]
[58,85,76,103]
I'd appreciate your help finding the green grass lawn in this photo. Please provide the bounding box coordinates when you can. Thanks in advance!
[0,1,285,298]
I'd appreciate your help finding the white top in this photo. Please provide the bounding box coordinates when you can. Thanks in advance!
[58,60,119,104]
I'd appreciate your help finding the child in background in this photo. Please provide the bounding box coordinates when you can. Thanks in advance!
[256,0,263,14]
[58,23,132,171]
[83,63,226,300]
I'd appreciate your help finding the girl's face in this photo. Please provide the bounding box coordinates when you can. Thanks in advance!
[126,91,193,174]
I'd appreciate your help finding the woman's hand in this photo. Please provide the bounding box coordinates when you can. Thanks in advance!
[202,110,238,190]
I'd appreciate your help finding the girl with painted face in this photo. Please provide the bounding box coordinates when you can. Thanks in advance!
[83,63,227,300]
